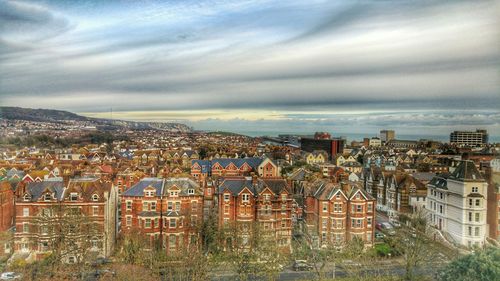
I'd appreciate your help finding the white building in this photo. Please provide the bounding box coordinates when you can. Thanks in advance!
[427,161,488,248]
[369,137,382,147]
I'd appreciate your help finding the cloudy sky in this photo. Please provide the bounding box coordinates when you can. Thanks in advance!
[1,0,499,138]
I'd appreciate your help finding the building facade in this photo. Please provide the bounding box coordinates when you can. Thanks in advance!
[14,177,117,262]
[450,129,488,147]
[216,177,293,251]
[121,178,203,252]
[305,181,376,248]
[427,161,488,247]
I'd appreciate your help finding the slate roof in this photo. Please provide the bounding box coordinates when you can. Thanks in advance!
[218,178,256,196]
[123,177,202,197]
[25,179,65,201]
[123,177,164,197]
[450,161,484,182]
[217,177,289,196]
[429,173,450,190]
[164,178,202,196]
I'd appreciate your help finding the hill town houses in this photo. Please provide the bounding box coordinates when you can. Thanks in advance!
[0,129,498,264]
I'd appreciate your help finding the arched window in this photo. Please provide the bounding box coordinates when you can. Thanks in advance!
[44,193,52,201]
[92,194,99,201]
[23,194,31,202]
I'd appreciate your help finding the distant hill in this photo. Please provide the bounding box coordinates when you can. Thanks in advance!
[0,107,192,132]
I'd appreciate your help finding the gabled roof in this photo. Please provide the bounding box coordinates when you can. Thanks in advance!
[218,178,256,196]
[450,161,484,182]
[123,177,164,197]
[25,179,65,201]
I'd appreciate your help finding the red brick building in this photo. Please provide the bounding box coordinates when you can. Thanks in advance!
[191,157,279,179]
[0,181,14,232]
[14,178,118,262]
[305,180,376,248]
[121,177,203,252]
[216,176,293,251]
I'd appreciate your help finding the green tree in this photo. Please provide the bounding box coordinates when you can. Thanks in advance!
[439,247,500,281]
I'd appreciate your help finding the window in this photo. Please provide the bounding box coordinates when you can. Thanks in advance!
[44,193,52,201]
[282,221,287,228]
[264,194,271,202]
[69,193,78,201]
[40,225,48,234]
[322,202,328,212]
[472,187,478,193]
[23,223,29,233]
[23,208,29,217]
[126,216,132,226]
[334,203,342,213]
[475,213,480,222]
[322,219,327,229]
[169,218,176,228]
[92,194,99,201]
[468,212,472,222]
[224,194,230,202]
[151,202,156,211]
[170,191,178,197]
[474,227,480,236]
[23,194,30,202]
[92,206,99,216]
[145,190,155,197]
[143,202,148,211]
[175,202,181,211]
[126,201,132,211]
[468,226,472,236]
[167,201,173,211]
[224,205,229,214]
[367,203,373,212]
[242,194,250,203]
[475,199,480,207]
[356,205,362,213]
[191,201,198,212]
[188,189,194,195]
[281,194,287,201]
[144,219,151,228]
[367,217,372,227]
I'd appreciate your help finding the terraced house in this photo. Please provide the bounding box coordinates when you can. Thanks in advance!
[191,157,280,179]
[121,177,203,252]
[305,181,376,248]
[216,176,293,251]
[14,177,118,262]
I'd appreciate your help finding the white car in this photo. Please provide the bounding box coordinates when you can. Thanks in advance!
[0,272,22,280]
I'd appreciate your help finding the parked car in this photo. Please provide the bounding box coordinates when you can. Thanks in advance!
[390,220,401,228]
[0,272,22,280]
[91,257,112,266]
[375,231,385,239]
[293,260,314,271]
[380,222,396,235]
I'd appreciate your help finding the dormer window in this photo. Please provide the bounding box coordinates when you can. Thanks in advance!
[44,194,52,201]
[69,193,78,201]
[281,194,287,202]
[170,191,178,197]
[263,194,271,202]
[23,194,31,202]
[144,190,155,197]
[188,189,194,195]
[242,194,250,203]
[224,194,230,202]
[92,194,99,202]
[472,187,478,193]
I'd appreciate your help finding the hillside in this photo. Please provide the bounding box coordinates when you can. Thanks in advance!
[0,107,192,132]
